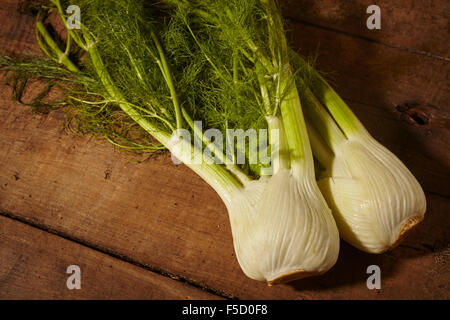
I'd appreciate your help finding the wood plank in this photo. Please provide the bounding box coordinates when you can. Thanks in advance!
[0,99,448,299]
[0,0,449,299]
[0,215,221,299]
[283,0,450,58]
[0,0,40,57]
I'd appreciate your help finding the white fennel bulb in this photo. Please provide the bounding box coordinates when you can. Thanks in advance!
[294,58,427,254]
[317,134,426,253]
[166,115,340,284]
[226,168,339,284]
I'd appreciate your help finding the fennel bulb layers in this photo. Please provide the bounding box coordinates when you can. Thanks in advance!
[227,169,340,284]
[318,134,426,254]
[167,136,340,285]
[295,61,427,255]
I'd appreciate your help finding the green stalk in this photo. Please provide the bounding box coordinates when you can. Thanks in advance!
[64,32,72,56]
[297,78,347,148]
[150,30,183,130]
[304,119,334,171]
[180,107,251,185]
[293,55,367,137]
[35,19,79,73]
[244,38,274,74]
[35,14,54,59]
[266,116,290,173]
[87,43,170,144]
[262,0,313,178]
[256,62,273,115]
[51,0,88,50]
[279,77,314,178]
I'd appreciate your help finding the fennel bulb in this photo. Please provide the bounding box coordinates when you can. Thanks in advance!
[317,133,426,253]
[226,168,339,284]
[294,58,427,253]
[166,113,339,284]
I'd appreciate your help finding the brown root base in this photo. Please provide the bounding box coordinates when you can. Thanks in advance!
[388,215,424,252]
[267,270,325,286]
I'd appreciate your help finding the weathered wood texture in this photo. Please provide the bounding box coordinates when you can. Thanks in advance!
[284,0,450,58]
[0,0,449,299]
[0,98,448,299]
[0,216,220,299]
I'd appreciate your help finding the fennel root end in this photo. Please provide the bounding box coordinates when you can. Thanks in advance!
[267,269,326,286]
[387,215,425,253]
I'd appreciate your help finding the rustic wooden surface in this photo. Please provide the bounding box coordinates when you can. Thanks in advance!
[0,0,449,299]
[0,216,220,299]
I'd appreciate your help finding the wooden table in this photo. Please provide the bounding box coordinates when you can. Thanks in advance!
[0,0,448,299]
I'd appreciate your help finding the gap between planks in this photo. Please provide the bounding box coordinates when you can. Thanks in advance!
[0,210,234,300]
[286,17,450,62]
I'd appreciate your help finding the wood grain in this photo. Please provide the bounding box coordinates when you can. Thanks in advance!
[283,0,450,58]
[0,0,449,299]
[0,99,448,299]
[0,215,221,299]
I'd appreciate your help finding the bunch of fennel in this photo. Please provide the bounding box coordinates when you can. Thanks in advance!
[0,0,425,284]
